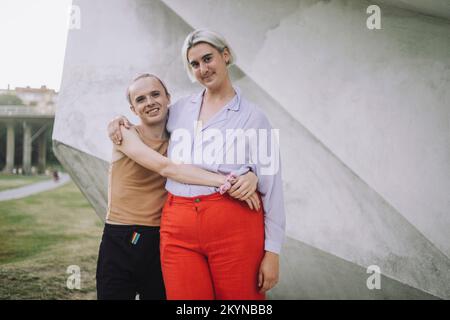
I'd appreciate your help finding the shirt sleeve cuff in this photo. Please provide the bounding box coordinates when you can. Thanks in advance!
[234,166,251,176]
[264,239,283,255]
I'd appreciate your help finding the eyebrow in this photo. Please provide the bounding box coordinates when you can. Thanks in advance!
[134,90,160,102]
[134,95,144,102]
[189,52,213,64]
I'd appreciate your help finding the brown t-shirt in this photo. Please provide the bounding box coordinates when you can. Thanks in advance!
[106,127,168,226]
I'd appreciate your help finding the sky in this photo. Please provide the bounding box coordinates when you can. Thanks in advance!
[0,0,72,92]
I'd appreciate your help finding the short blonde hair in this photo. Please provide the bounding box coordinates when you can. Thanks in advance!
[181,29,236,82]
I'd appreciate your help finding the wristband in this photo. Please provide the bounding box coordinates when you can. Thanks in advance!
[219,173,237,195]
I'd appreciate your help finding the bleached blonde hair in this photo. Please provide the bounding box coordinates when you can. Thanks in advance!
[181,29,236,82]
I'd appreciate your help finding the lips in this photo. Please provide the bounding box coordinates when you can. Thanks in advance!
[202,73,215,81]
[144,106,160,116]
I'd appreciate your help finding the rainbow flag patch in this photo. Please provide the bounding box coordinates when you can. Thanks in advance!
[131,232,140,245]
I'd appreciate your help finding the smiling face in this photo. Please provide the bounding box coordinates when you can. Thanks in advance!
[187,42,230,90]
[128,76,170,126]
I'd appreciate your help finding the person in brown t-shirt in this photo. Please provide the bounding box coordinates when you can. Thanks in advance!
[97,74,260,300]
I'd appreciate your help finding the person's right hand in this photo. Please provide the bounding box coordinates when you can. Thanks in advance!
[108,115,132,145]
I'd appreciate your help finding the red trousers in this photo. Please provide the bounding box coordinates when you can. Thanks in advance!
[160,192,265,300]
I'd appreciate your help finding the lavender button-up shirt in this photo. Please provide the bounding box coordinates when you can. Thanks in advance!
[166,87,286,254]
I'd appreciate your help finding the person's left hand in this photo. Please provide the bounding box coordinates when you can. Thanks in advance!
[243,192,261,211]
[228,171,258,201]
[258,251,279,294]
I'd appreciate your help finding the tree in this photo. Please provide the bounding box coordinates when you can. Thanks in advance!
[0,94,24,105]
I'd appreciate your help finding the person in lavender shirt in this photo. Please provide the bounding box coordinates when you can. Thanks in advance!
[109,29,285,299]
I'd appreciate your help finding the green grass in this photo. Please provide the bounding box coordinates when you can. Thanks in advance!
[0,182,103,300]
[0,175,51,192]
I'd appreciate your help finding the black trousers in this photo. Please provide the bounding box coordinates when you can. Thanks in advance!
[96,223,166,300]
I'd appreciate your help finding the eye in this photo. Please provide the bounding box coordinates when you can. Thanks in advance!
[190,61,199,69]
[204,55,212,63]
[152,92,160,98]
[136,97,145,103]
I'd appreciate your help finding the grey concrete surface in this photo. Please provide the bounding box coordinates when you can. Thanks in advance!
[375,0,450,20]
[269,236,439,299]
[53,141,108,220]
[162,0,450,260]
[235,75,450,299]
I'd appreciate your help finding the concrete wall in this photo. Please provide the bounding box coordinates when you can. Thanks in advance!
[162,0,450,259]
[53,0,450,299]
[53,0,200,162]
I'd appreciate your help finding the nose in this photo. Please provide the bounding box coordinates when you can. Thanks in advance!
[199,62,209,75]
[146,95,156,106]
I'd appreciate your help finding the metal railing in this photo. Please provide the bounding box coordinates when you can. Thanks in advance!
[0,105,55,118]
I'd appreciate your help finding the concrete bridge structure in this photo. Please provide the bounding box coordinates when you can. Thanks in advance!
[1,105,54,174]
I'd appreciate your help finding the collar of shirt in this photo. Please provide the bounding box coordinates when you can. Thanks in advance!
[188,86,242,133]
[190,86,242,112]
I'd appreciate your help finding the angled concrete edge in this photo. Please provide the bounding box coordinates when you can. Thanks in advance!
[52,139,108,221]
[269,236,441,300]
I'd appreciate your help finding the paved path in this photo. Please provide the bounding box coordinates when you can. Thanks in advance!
[0,173,71,201]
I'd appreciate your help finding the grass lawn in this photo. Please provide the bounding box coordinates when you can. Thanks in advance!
[0,175,51,192]
[0,181,103,300]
